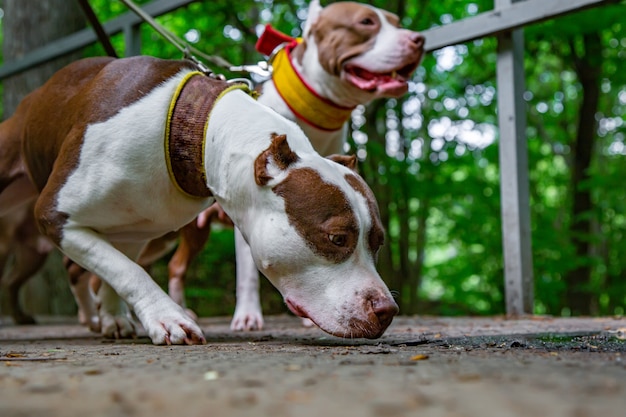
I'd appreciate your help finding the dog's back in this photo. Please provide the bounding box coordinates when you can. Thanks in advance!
[13,57,195,191]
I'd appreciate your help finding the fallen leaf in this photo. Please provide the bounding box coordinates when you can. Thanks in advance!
[410,354,429,361]
[5,353,25,358]
[84,369,103,375]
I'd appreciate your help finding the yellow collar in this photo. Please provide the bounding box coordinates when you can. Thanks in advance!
[165,71,253,198]
[272,42,355,132]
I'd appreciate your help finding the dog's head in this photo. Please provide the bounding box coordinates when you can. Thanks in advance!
[294,0,424,106]
[244,133,398,339]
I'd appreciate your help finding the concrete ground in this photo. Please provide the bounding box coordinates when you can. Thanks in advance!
[1,315,625,417]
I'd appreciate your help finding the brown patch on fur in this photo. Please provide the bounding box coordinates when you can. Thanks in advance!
[311,3,383,75]
[381,10,401,27]
[8,56,196,244]
[344,174,384,256]
[255,133,300,186]
[273,168,358,263]
[327,154,358,172]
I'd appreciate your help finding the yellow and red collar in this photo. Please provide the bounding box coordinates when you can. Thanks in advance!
[271,41,355,132]
[256,25,354,131]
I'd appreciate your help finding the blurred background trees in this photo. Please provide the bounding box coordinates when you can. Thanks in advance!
[1,0,625,318]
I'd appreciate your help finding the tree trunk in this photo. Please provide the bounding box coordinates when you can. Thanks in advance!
[2,0,86,317]
[565,32,602,315]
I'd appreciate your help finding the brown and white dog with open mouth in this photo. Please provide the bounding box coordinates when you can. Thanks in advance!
[0,55,398,344]
[228,0,424,330]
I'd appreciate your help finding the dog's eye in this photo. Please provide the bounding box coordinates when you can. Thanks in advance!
[328,234,347,246]
[359,17,375,26]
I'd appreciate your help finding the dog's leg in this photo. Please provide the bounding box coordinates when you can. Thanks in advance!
[59,226,205,345]
[97,280,136,339]
[4,239,51,325]
[69,270,101,332]
[165,203,230,319]
[230,227,264,331]
[166,220,213,320]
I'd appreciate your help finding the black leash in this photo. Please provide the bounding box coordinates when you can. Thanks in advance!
[76,0,118,58]
[77,0,269,87]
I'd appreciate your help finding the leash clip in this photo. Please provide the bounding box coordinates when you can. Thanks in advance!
[187,54,226,81]
[227,42,291,84]
[227,78,254,90]
[229,61,272,78]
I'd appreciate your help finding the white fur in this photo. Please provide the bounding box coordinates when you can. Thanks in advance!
[205,91,393,337]
[57,73,213,344]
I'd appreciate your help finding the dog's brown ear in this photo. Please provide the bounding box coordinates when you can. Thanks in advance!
[254,133,300,186]
[327,154,358,172]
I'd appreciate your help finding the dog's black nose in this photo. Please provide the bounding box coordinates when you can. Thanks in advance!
[372,297,399,328]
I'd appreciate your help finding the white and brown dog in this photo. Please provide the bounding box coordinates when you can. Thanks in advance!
[0,55,398,344]
[228,0,424,330]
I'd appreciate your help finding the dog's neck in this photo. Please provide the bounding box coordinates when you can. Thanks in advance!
[203,88,316,229]
[165,73,259,199]
[270,41,355,132]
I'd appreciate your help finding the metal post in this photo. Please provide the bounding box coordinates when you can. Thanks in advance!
[495,0,534,315]
[124,23,142,56]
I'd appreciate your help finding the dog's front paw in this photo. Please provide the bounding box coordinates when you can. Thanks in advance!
[230,307,264,331]
[145,315,206,345]
[100,311,136,339]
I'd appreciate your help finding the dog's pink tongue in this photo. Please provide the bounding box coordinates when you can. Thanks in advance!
[345,67,407,94]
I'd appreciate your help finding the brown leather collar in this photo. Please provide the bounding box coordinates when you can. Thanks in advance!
[165,72,251,198]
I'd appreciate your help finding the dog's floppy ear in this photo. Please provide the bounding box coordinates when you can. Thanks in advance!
[327,154,358,172]
[255,133,300,186]
[303,0,323,38]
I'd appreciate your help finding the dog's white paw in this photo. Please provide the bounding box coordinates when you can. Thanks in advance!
[144,315,206,345]
[100,311,136,339]
[230,308,264,331]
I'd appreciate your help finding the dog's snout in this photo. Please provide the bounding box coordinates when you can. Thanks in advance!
[371,297,399,327]
[410,32,425,49]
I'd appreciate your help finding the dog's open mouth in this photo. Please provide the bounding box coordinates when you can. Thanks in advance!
[286,298,309,319]
[343,62,418,94]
